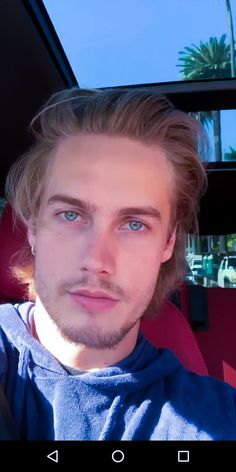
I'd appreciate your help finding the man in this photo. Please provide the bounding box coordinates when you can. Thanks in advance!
[0,88,235,440]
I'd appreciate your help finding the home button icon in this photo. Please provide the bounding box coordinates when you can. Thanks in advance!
[112,450,125,463]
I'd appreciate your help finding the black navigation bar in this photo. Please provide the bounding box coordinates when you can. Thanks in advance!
[0,440,234,468]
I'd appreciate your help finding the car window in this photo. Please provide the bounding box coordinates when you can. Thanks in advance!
[185,233,236,288]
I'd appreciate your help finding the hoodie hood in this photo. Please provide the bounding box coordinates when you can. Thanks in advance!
[1,302,235,441]
[0,302,181,394]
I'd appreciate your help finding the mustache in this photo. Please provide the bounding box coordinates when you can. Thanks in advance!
[59,275,127,301]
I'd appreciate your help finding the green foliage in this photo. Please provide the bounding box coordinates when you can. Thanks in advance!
[227,234,236,251]
[177,34,232,79]
[224,146,236,160]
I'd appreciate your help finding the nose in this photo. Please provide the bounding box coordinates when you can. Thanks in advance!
[80,228,116,275]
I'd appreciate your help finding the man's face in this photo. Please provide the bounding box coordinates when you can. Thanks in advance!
[28,134,176,349]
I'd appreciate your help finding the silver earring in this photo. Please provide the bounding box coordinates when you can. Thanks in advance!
[31,246,36,257]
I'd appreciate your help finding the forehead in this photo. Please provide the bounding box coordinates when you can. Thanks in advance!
[43,134,174,210]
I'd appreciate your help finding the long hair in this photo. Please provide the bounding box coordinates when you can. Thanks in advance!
[5,87,207,316]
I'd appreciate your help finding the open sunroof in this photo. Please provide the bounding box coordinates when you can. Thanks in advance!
[42,0,236,88]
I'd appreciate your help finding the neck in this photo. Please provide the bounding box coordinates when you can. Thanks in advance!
[32,298,140,371]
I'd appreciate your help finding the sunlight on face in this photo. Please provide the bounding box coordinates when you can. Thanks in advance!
[28,135,176,349]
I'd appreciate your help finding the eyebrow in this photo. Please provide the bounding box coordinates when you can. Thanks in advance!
[47,194,162,220]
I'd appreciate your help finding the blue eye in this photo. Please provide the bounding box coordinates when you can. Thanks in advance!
[63,211,80,221]
[127,221,144,231]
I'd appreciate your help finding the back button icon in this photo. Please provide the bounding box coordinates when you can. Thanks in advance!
[47,450,59,463]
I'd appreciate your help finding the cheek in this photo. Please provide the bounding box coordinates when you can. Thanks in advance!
[37,229,73,252]
[35,232,74,275]
[122,249,161,291]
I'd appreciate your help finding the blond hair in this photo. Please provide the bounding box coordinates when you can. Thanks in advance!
[5,87,207,315]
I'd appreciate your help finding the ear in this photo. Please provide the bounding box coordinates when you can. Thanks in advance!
[161,229,176,263]
[27,216,36,248]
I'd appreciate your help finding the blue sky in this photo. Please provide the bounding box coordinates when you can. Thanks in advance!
[43,0,236,158]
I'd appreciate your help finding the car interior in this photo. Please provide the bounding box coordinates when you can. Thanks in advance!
[1,0,236,440]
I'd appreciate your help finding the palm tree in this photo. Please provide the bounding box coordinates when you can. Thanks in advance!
[177,33,235,254]
[177,34,232,162]
[225,0,235,77]
[189,111,213,162]
[178,35,231,80]
[224,146,236,160]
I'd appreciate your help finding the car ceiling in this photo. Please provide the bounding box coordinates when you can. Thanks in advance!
[1,0,236,236]
[0,0,76,198]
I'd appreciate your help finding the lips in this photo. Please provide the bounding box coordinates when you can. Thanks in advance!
[68,289,119,312]
[71,289,118,300]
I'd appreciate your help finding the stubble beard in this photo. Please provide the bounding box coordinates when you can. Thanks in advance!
[35,278,142,350]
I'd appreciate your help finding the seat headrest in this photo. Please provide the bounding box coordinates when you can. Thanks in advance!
[141,300,208,376]
[0,203,27,301]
